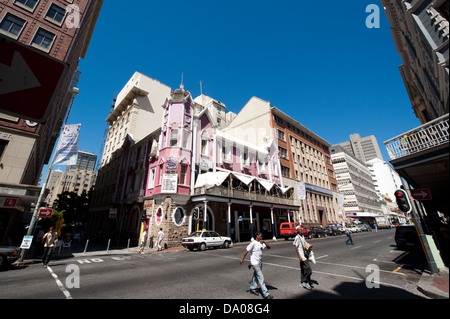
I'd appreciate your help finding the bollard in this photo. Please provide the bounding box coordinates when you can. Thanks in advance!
[83,239,89,254]
[106,239,111,253]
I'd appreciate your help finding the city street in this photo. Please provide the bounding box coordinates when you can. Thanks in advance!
[0,229,428,301]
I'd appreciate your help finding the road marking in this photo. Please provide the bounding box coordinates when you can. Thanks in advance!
[47,266,72,299]
[373,240,381,243]
[216,254,405,289]
[392,265,406,276]
[351,245,362,250]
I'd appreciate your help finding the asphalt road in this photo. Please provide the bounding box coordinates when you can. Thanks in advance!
[0,229,428,301]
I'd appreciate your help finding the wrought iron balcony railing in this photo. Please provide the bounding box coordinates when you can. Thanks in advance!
[384,113,449,161]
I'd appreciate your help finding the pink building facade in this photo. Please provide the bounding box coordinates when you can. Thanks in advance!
[143,87,297,247]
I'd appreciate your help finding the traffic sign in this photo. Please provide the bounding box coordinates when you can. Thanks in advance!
[20,236,33,249]
[410,188,432,201]
[0,35,68,123]
[39,208,53,218]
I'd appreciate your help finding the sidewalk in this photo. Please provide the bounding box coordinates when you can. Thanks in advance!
[417,267,449,299]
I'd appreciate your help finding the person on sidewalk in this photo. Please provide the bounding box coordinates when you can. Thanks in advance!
[240,232,274,299]
[345,227,354,245]
[157,228,164,251]
[139,229,147,253]
[42,227,58,267]
[293,226,314,290]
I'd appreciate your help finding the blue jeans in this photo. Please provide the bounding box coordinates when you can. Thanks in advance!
[346,234,354,245]
[250,264,269,297]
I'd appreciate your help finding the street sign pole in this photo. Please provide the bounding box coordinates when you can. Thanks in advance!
[402,181,442,274]
[18,88,78,263]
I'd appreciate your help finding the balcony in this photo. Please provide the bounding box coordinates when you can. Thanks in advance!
[193,171,296,207]
[384,113,448,161]
[383,113,449,214]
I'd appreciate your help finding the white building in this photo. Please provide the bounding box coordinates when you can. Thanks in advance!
[366,158,403,203]
[330,145,383,218]
[101,72,172,168]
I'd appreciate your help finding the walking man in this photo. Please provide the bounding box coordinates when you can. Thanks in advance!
[293,226,313,290]
[157,228,164,251]
[42,227,58,267]
[240,232,273,299]
[345,227,354,245]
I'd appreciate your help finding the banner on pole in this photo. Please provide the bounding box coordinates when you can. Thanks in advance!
[53,124,81,165]
[296,181,306,200]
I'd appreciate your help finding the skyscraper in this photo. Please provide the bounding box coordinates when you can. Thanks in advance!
[334,133,383,163]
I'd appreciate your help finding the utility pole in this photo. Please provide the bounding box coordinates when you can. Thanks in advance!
[402,181,443,274]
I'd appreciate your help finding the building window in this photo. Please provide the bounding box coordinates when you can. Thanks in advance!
[273,114,283,125]
[0,13,26,39]
[31,27,56,52]
[179,164,187,185]
[147,167,156,189]
[155,206,163,225]
[170,129,178,147]
[45,3,66,25]
[281,165,290,178]
[13,0,39,11]
[278,146,288,159]
[201,137,208,155]
[172,207,186,226]
[277,129,285,141]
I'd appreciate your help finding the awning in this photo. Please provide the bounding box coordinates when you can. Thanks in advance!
[256,179,275,192]
[194,172,230,189]
[231,173,254,185]
[278,186,293,194]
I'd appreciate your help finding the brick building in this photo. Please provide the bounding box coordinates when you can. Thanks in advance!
[0,0,103,245]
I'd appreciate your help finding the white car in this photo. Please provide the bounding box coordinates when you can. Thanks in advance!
[348,226,360,233]
[181,231,232,251]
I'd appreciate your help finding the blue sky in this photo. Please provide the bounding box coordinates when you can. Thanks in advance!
[47,0,422,179]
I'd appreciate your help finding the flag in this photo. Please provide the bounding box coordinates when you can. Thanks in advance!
[53,124,81,165]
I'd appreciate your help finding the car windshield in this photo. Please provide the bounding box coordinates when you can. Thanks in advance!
[189,232,203,237]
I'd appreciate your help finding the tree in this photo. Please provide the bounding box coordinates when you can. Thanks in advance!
[53,190,91,226]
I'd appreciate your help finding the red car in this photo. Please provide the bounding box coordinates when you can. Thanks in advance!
[279,222,309,240]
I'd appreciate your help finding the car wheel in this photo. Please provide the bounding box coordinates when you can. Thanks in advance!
[199,243,206,251]
[223,241,230,249]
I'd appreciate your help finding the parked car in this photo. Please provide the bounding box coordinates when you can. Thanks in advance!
[360,224,372,232]
[324,225,342,236]
[279,222,309,240]
[395,225,420,250]
[307,226,327,238]
[181,231,232,251]
[348,225,360,233]
[0,246,20,270]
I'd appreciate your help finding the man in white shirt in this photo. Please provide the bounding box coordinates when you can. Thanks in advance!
[42,227,58,267]
[157,228,164,251]
[293,226,313,290]
[240,232,273,299]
